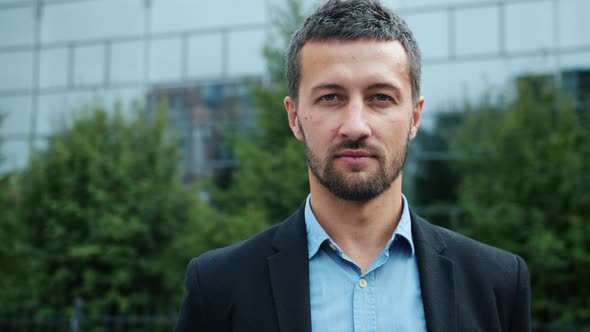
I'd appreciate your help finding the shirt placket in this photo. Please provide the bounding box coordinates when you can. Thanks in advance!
[353,271,376,332]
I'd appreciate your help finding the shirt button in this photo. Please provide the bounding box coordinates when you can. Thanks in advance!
[329,244,337,251]
[359,278,367,288]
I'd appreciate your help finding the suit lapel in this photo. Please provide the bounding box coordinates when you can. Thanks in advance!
[267,205,312,332]
[411,211,457,332]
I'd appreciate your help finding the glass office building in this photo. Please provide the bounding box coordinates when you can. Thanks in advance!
[1,0,589,205]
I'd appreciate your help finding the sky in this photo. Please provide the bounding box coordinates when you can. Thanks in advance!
[0,0,589,171]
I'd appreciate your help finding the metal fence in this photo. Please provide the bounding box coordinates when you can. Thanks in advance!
[2,306,589,332]
[0,299,177,332]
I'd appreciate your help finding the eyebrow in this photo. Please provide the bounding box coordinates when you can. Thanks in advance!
[310,83,346,94]
[311,83,402,93]
[367,83,402,93]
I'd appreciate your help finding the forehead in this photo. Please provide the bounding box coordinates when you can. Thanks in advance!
[298,39,411,92]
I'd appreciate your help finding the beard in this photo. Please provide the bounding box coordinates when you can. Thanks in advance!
[299,121,410,202]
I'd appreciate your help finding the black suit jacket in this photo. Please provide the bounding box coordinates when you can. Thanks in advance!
[175,202,531,332]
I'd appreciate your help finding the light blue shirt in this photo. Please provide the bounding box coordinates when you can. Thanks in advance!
[305,194,426,332]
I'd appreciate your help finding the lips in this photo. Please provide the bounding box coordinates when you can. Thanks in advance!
[336,149,373,158]
[334,149,375,165]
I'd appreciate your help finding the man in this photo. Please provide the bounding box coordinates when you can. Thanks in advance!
[174,0,531,331]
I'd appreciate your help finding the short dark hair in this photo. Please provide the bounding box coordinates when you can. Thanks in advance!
[285,0,422,103]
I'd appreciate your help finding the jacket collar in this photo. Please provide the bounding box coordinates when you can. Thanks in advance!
[267,201,312,332]
[411,210,457,332]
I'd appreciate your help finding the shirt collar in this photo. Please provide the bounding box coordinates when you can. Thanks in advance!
[304,193,415,260]
[304,194,332,259]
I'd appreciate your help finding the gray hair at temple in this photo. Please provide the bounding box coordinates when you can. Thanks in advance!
[285,0,422,104]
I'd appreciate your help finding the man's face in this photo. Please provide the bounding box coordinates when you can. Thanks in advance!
[285,39,423,202]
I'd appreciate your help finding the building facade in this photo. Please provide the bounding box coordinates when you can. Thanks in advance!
[1,0,589,185]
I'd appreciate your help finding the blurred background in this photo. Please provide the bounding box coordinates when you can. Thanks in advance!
[0,0,588,331]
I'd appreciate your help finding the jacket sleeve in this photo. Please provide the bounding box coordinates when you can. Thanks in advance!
[509,255,531,332]
[174,258,206,332]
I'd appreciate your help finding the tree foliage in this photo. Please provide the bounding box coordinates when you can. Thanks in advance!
[408,111,463,228]
[207,0,308,224]
[1,0,309,316]
[451,83,590,326]
[18,105,196,314]
[0,173,25,304]
[0,113,29,306]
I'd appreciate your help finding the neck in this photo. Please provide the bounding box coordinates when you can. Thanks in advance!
[308,172,404,273]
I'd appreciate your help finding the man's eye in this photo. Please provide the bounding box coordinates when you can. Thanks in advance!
[319,94,339,102]
[373,94,392,102]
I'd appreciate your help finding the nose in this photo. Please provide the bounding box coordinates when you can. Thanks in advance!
[338,98,371,141]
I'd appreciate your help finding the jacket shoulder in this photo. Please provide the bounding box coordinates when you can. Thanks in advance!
[431,222,523,273]
[191,221,280,276]
[418,219,531,331]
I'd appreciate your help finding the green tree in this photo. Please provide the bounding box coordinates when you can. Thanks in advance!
[408,111,464,228]
[173,1,308,264]
[0,173,26,303]
[451,83,590,326]
[0,113,30,306]
[208,0,308,224]
[19,104,196,314]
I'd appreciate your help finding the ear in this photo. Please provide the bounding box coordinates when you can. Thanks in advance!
[409,96,424,141]
[285,96,303,141]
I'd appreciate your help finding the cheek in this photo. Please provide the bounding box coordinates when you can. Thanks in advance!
[311,113,342,136]
[301,119,334,155]
[374,119,411,145]
[302,114,335,139]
